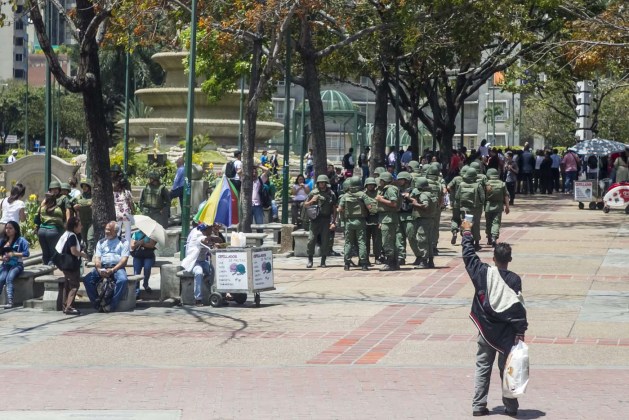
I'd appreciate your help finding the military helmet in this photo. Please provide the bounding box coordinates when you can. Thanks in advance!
[80,179,92,189]
[486,168,499,177]
[350,176,362,188]
[470,161,481,170]
[416,177,430,190]
[396,171,412,181]
[48,180,61,190]
[111,164,122,173]
[464,167,478,181]
[426,165,440,177]
[460,165,470,175]
[364,177,377,186]
[148,171,160,180]
[373,167,386,176]
[316,174,330,184]
[60,182,71,191]
[379,172,393,183]
[407,161,420,172]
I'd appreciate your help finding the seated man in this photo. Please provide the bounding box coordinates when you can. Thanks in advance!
[83,221,130,312]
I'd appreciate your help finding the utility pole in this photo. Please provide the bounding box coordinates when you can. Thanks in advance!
[281,29,291,224]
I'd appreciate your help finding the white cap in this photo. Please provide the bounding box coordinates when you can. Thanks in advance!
[11,150,17,154]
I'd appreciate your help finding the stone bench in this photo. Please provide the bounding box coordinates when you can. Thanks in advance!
[34,275,66,311]
[0,264,55,306]
[176,270,211,306]
[251,223,283,244]
[117,273,142,312]
[157,228,181,257]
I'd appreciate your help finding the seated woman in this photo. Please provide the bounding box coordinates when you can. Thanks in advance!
[130,228,157,297]
[0,221,30,308]
[291,174,310,227]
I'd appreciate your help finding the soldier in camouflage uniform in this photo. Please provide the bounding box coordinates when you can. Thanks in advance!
[410,177,437,268]
[455,167,485,251]
[304,175,337,268]
[140,171,171,229]
[73,179,95,259]
[363,177,381,265]
[58,182,74,220]
[425,165,445,255]
[484,168,510,246]
[375,172,400,271]
[396,171,420,266]
[447,165,469,245]
[338,176,370,271]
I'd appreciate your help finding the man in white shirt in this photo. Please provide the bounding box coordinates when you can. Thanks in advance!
[6,150,18,164]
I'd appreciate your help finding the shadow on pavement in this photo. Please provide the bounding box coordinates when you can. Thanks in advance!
[490,407,546,418]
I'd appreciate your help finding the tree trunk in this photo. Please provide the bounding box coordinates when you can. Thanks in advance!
[371,77,388,172]
[297,16,327,177]
[240,37,264,233]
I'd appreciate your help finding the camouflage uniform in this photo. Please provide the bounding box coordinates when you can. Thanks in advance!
[338,177,370,270]
[377,172,400,271]
[140,172,171,229]
[484,168,510,245]
[305,175,337,268]
[410,177,437,268]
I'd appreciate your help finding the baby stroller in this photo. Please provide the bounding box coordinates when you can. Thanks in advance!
[602,182,629,214]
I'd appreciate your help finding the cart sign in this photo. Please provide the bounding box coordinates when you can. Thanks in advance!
[252,249,274,289]
[574,181,593,201]
[215,251,249,289]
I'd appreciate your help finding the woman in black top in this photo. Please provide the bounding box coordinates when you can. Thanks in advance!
[59,217,87,315]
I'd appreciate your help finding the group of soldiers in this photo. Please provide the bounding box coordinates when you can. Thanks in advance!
[303,159,510,272]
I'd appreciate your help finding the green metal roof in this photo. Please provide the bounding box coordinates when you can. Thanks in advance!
[296,90,358,113]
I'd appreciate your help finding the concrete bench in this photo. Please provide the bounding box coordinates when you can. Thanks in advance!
[291,230,324,257]
[157,228,181,257]
[0,265,54,306]
[176,270,211,306]
[240,233,268,247]
[251,223,283,244]
[34,275,66,311]
[116,274,142,312]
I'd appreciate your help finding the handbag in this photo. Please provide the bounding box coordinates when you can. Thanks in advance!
[305,204,320,220]
[53,236,80,271]
[130,233,155,259]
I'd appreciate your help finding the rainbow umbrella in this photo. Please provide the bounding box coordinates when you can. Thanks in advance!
[194,176,239,226]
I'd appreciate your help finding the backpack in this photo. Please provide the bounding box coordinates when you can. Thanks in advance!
[457,181,481,211]
[225,161,236,178]
[587,155,597,170]
[95,278,116,313]
[485,179,505,203]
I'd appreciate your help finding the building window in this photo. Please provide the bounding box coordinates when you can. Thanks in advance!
[487,134,507,147]
[272,98,294,120]
[15,53,23,62]
[14,37,24,46]
[16,5,24,13]
[15,20,24,30]
[463,102,478,119]
[14,69,25,79]
[485,100,508,122]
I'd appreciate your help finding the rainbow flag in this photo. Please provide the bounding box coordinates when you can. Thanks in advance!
[194,176,239,227]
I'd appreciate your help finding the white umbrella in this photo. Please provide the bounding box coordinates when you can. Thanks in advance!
[571,138,628,156]
[133,215,166,245]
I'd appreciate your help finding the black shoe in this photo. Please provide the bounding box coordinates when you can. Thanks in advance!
[415,260,428,269]
[433,248,439,256]
[474,242,482,252]
[427,258,435,269]
[487,237,493,246]
[473,407,490,416]
[319,257,327,268]
[411,257,422,266]
[306,257,313,269]
[64,307,81,315]
[361,264,369,271]
[344,263,350,271]
[504,408,517,417]
[195,300,204,307]
[450,232,457,245]
[398,258,406,266]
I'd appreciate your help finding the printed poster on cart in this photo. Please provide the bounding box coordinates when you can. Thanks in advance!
[215,251,249,290]
[252,249,274,289]
[574,181,593,202]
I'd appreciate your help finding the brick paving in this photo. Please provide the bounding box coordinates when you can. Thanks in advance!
[1,193,628,419]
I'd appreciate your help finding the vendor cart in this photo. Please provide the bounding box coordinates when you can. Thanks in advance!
[574,180,605,210]
[209,246,275,307]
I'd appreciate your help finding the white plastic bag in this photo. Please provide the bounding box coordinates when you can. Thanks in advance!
[502,341,529,398]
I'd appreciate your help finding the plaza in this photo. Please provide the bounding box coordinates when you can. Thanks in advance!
[0,193,627,419]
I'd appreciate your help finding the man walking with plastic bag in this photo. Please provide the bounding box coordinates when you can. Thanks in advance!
[461,219,528,417]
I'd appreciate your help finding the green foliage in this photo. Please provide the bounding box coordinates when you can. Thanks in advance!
[21,196,41,248]
[597,86,629,142]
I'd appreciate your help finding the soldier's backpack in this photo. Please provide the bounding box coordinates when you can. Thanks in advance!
[95,277,116,313]
[344,192,366,218]
[457,181,481,211]
[485,179,505,203]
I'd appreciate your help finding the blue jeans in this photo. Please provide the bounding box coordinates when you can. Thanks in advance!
[361,165,370,185]
[133,256,155,295]
[252,205,264,225]
[83,268,129,311]
[564,171,577,192]
[192,260,212,300]
[0,265,24,302]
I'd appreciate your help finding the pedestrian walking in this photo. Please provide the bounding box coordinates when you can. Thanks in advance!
[504,152,518,205]
[447,166,468,245]
[461,219,527,417]
[484,168,510,246]
[170,157,186,205]
[550,148,561,192]
[561,148,580,194]
[359,147,370,184]
[456,168,485,251]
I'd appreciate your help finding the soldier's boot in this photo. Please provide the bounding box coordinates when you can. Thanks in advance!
[319,256,327,268]
[344,261,350,271]
[361,263,369,271]
[427,257,435,269]
[415,259,429,269]
[398,258,406,266]
[380,258,395,271]
[492,236,498,248]
[306,256,313,269]
[451,231,457,245]
[487,236,493,246]
[474,241,482,252]
[411,257,422,266]
[433,247,439,256]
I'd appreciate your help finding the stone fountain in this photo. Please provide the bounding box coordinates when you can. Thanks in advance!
[122,51,283,148]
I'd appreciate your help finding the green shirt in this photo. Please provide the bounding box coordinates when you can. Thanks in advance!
[307,188,336,217]
[377,184,399,224]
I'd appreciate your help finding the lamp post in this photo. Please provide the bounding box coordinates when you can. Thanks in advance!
[238,75,245,150]
[484,92,490,145]
[23,14,29,154]
[44,0,52,190]
[281,28,291,224]
[394,60,401,173]
[492,85,497,144]
[179,0,198,258]
[123,34,131,174]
